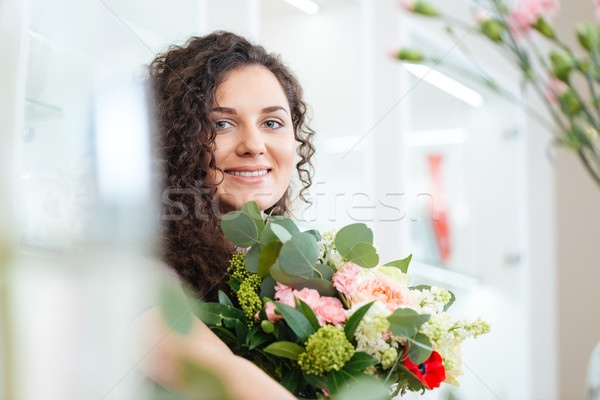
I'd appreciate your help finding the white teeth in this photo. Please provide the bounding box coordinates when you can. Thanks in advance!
[227,170,269,177]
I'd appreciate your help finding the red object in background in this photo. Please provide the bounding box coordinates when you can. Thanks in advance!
[428,155,451,265]
[403,350,446,389]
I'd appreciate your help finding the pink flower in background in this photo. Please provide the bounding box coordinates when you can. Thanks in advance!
[508,0,558,36]
[398,0,415,11]
[352,277,414,312]
[274,283,295,306]
[315,296,346,326]
[544,77,568,104]
[332,262,362,296]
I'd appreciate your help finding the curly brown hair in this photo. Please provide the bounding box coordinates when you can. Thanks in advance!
[148,31,315,301]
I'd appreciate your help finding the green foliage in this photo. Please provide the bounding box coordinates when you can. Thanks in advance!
[294,297,322,331]
[220,211,259,248]
[343,352,379,370]
[383,254,412,273]
[334,224,380,268]
[330,375,391,400]
[244,243,263,273]
[298,325,355,376]
[290,278,336,297]
[279,231,320,275]
[407,333,433,364]
[275,302,316,342]
[258,241,283,278]
[264,341,305,360]
[344,302,374,340]
[192,302,243,326]
[387,308,430,338]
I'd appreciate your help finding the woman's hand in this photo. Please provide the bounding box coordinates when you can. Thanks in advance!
[132,306,296,400]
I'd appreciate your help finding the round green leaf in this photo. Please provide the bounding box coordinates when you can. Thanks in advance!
[290,278,336,297]
[245,243,263,273]
[270,223,292,243]
[347,242,379,268]
[241,201,264,235]
[407,333,433,364]
[387,307,430,338]
[258,241,283,278]
[221,211,259,247]
[270,261,315,284]
[278,231,319,275]
[334,223,373,258]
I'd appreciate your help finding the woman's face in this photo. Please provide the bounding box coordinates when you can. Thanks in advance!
[210,65,296,212]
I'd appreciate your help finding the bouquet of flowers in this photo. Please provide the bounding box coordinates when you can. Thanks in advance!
[191,201,489,399]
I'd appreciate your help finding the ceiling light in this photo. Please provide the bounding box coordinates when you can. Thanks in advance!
[284,0,319,14]
[404,63,484,108]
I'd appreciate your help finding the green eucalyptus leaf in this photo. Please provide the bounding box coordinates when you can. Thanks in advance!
[407,333,433,364]
[268,216,300,233]
[315,262,334,281]
[275,302,315,342]
[387,308,430,338]
[334,223,373,258]
[290,278,336,297]
[241,201,264,235]
[258,240,283,278]
[347,242,379,268]
[384,254,412,273]
[244,243,263,273]
[220,211,259,247]
[259,276,277,299]
[270,223,292,243]
[327,369,364,396]
[344,302,374,340]
[264,341,305,360]
[270,261,315,284]
[279,231,319,275]
[304,229,321,241]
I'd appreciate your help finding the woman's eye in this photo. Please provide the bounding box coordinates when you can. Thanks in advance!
[263,120,283,129]
[216,120,233,129]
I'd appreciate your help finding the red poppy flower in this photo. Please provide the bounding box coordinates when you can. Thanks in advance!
[403,351,446,389]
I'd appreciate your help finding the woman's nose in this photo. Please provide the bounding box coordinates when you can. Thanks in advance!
[236,124,266,157]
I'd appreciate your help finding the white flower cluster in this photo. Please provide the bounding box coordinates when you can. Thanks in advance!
[346,301,400,374]
[317,230,345,269]
[410,286,452,315]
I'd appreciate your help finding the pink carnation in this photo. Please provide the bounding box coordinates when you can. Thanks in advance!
[315,296,346,326]
[274,283,295,307]
[332,262,362,296]
[544,77,568,104]
[508,0,558,36]
[294,287,321,309]
[352,277,413,312]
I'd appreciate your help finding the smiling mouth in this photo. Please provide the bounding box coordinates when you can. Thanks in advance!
[225,169,271,177]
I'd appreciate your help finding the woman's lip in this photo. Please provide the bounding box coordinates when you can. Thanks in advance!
[224,165,272,172]
[225,169,271,184]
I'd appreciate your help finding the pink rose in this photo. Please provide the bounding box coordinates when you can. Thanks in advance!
[332,262,362,296]
[352,277,414,312]
[315,296,346,326]
[264,301,283,323]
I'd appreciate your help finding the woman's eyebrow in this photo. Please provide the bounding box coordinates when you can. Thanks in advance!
[211,106,237,114]
[262,106,288,114]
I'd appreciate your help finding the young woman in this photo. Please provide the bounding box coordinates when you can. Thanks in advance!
[134,31,315,399]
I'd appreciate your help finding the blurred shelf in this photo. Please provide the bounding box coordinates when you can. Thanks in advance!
[410,260,479,291]
[25,97,63,119]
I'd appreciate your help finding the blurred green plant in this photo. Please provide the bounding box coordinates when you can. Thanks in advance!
[395,0,600,187]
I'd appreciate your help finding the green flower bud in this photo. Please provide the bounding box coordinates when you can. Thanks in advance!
[576,22,598,52]
[297,325,354,376]
[261,320,274,334]
[396,48,424,62]
[560,88,583,115]
[413,1,438,16]
[550,48,574,82]
[532,17,556,40]
[480,18,504,42]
